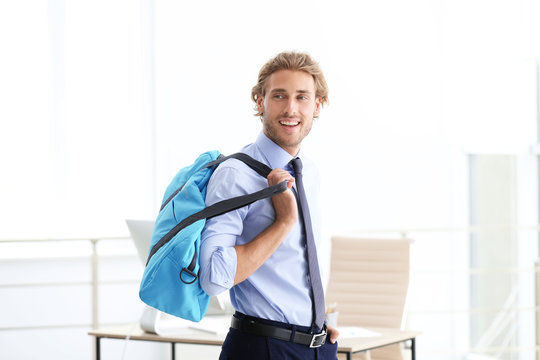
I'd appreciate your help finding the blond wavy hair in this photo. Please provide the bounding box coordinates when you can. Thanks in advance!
[251,51,329,117]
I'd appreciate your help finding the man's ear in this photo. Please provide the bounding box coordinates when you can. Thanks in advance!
[256,94,264,115]
[313,97,322,118]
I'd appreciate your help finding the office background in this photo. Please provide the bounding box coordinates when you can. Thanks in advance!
[0,0,539,359]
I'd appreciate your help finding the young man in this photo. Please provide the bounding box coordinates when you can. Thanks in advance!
[200,51,339,359]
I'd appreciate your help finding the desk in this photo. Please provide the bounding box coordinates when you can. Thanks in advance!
[89,324,420,360]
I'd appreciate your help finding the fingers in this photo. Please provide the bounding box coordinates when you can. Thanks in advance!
[327,325,339,343]
[267,168,295,188]
[267,168,297,227]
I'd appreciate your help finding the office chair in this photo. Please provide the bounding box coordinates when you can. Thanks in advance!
[325,236,412,360]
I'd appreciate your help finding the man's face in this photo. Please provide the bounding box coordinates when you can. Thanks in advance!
[257,70,321,156]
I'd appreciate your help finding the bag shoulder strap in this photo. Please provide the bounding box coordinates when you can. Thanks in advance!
[147,152,285,265]
[160,152,270,212]
[147,180,287,265]
[203,152,272,178]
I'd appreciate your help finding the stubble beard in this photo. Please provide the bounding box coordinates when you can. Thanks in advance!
[262,114,312,152]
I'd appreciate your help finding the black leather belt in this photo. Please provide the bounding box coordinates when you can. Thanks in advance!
[230,316,327,348]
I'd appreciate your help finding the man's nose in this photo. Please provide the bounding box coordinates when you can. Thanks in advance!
[284,98,298,114]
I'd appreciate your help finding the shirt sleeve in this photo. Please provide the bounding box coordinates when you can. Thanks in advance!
[199,165,249,296]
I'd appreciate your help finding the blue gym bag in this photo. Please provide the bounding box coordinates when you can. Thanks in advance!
[139,151,288,322]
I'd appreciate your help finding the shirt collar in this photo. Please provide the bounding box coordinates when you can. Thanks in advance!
[255,131,299,170]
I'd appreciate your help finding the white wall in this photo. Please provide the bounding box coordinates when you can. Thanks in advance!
[1,0,537,245]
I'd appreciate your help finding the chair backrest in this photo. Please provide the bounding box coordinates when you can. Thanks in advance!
[326,237,412,360]
[326,236,412,328]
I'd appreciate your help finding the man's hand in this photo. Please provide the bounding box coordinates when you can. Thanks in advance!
[267,168,297,227]
[327,324,340,344]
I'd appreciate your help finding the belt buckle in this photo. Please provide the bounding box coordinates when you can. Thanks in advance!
[309,330,327,348]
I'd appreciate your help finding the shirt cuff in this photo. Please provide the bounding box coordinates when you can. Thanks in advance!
[201,245,237,296]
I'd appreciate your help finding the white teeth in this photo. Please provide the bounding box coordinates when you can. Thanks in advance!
[280,120,299,126]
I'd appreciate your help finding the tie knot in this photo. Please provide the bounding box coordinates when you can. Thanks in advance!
[291,157,303,175]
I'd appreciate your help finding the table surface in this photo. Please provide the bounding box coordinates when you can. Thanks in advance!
[88,324,420,353]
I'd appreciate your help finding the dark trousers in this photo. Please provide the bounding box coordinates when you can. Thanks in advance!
[219,313,338,360]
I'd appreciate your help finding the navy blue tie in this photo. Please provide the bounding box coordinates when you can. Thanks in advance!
[291,157,325,329]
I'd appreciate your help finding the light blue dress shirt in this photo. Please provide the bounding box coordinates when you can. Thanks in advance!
[199,131,323,327]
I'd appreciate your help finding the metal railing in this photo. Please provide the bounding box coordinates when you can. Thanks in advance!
[0,235,130,332]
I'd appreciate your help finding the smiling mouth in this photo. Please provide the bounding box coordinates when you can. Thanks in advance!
[279,120,300,126]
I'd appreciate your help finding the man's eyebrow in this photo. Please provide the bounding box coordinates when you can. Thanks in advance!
[269,88,313,94]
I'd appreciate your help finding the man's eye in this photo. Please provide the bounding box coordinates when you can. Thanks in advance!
[298,96,308,100]
[274,94,284,99]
